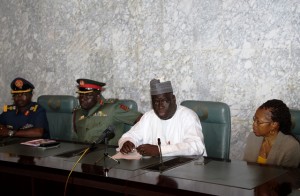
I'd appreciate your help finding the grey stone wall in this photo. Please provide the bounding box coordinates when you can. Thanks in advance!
[0,0,299,160]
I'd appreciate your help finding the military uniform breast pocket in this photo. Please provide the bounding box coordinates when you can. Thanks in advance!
[86,116,106,129]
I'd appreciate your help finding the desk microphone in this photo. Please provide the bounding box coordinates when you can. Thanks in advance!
[89,125,115,151]
[158,138,163,163]
[157,138,167,172]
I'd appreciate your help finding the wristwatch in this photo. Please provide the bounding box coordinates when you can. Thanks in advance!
[8,130,16,137]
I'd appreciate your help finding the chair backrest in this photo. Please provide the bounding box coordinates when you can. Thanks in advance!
[290,109,300,140]
[117,99,138,133]
[181,100,231,161]
[37,95,79,140]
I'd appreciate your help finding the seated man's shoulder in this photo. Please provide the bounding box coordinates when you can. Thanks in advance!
[103,98,141,115]
[102,98,122,110]
[73,105,82,112]
[179,105,197,115]
[119,103,131,112]
[104,98,119,104]
[29,102,43,113]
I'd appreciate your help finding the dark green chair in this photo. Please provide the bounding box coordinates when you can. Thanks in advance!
[37,95,79,141]
[181,100,231,161]
[117,99,139,133]
[290,109,300,140]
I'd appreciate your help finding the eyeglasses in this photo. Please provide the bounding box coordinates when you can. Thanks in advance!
[252,116,272,126]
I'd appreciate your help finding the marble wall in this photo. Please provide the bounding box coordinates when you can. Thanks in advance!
[0,0,299,160]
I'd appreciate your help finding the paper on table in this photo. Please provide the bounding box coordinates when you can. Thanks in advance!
[112,150,142,160]
[21,139,57,147]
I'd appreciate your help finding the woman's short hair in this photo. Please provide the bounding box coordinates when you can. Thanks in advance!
[259,99,292,134]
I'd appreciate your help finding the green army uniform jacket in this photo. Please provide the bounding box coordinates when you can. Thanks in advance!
[73,99,141,145]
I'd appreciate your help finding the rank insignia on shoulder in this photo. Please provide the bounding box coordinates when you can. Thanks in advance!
[105,98,118,103]
[79,115,85,120]
[30,105,38,112]
[3,105,7,112]
[3,105,16,112]
[120,104,129,111]
[73,106,81,112]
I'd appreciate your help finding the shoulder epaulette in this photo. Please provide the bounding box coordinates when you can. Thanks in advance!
[73,105,81,112]
[104,98,118,104]
[29,104,39,112]
[3,104,16,112]
[119,104,130,111]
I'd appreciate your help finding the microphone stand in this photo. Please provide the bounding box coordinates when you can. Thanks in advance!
[158,138,167,173]
[94,136,120,177]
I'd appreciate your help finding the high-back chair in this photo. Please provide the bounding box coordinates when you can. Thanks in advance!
[37,95,79,141]
[290,109,300,140]
[181,100,231,161]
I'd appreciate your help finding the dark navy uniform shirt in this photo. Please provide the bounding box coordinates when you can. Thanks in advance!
[0,102,50,138]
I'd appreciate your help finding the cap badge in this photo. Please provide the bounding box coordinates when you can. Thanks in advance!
[79,80,85,87]
[15,80,24,89]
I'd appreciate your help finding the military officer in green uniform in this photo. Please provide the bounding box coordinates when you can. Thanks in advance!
[73,78,142,145]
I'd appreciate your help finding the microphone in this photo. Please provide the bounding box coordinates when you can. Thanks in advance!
[89,125,115,151]
[158,138,167,172]
[158,138,163,163]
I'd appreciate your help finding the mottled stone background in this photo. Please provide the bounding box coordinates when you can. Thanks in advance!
[0,0,299,160]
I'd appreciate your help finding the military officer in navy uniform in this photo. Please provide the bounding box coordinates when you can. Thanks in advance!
[73,78,142,145]
[0,77,50,138]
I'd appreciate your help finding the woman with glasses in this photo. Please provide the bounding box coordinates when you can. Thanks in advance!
[243,99,300,168]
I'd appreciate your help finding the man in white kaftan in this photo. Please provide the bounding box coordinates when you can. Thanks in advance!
[118,79,206,157]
